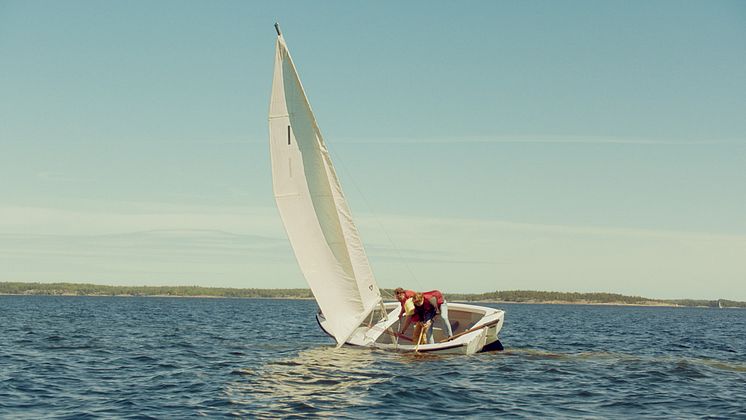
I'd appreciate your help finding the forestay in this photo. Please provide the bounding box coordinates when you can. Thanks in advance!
[269,32,381,345]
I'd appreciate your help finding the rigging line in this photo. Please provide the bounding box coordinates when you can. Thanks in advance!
[380,288,396,300]
[326,144,422,292]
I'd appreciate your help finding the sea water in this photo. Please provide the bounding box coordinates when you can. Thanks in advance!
[1,296,744,418]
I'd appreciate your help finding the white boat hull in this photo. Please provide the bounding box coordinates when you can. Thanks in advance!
[317,302,504,355]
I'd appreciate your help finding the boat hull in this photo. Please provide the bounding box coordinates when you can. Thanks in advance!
[317,302,504,355]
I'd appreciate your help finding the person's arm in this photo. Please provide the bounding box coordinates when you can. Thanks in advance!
[400,315,412,334]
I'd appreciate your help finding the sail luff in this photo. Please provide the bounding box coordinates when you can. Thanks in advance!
[269,32,381,345]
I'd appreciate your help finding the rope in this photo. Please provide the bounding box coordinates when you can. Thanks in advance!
[327,144,421,290]
[439,318,501,343]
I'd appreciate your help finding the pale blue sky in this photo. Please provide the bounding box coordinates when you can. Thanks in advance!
[1,1,745,299]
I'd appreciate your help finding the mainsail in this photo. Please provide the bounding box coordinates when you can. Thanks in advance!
[269,28,381,345]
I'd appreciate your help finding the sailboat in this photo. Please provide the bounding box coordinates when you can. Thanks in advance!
[268,24,504,354]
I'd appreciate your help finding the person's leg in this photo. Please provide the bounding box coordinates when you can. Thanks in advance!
[413,322,426,345]
[425,311,436,344]
[399,315,412,335]
[426,321,435,344]
[440,301,453,337]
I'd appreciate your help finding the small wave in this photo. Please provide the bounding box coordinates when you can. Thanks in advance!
[230,368,253,376]
[128,355,157,363]
[498,348,746,373]
[44,335,65,342]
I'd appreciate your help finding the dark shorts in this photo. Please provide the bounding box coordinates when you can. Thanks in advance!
[421,309,437,323]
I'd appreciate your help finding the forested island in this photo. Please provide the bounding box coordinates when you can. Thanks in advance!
[1,282,743,308]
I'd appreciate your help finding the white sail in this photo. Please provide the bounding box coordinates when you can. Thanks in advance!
[269,32,381,345]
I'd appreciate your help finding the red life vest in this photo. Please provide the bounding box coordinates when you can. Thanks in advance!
[423,290,444,306]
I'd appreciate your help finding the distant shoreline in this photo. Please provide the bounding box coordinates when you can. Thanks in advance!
[461,299,681,308]
[0,293,668,306]
[0,294,734,309]
[0,293,315,300]
[0,282,746,308]
[1,282,743,308]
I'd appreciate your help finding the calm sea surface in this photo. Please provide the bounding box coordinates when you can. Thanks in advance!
[1,296,744,418]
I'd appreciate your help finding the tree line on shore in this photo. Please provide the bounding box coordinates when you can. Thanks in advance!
[0,282,743,308]
[0,282,312,299]
[442,290,745,308]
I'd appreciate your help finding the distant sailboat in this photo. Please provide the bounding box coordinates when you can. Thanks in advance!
[268,24,504,354]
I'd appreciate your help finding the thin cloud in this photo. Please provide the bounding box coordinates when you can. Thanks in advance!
[0,204,283,237]
[35,171,91,182]
[334,135,745,145]
[356,213,746,243]
[0,229,290,261]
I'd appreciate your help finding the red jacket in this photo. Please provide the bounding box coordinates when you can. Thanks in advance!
[423,290,445,307]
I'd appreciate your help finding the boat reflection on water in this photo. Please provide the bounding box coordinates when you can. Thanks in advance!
[225,346,389,417]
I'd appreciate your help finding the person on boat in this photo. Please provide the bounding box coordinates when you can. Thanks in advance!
[394,287,416,315]
[412,290,453,344]
[394,287,417,336]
